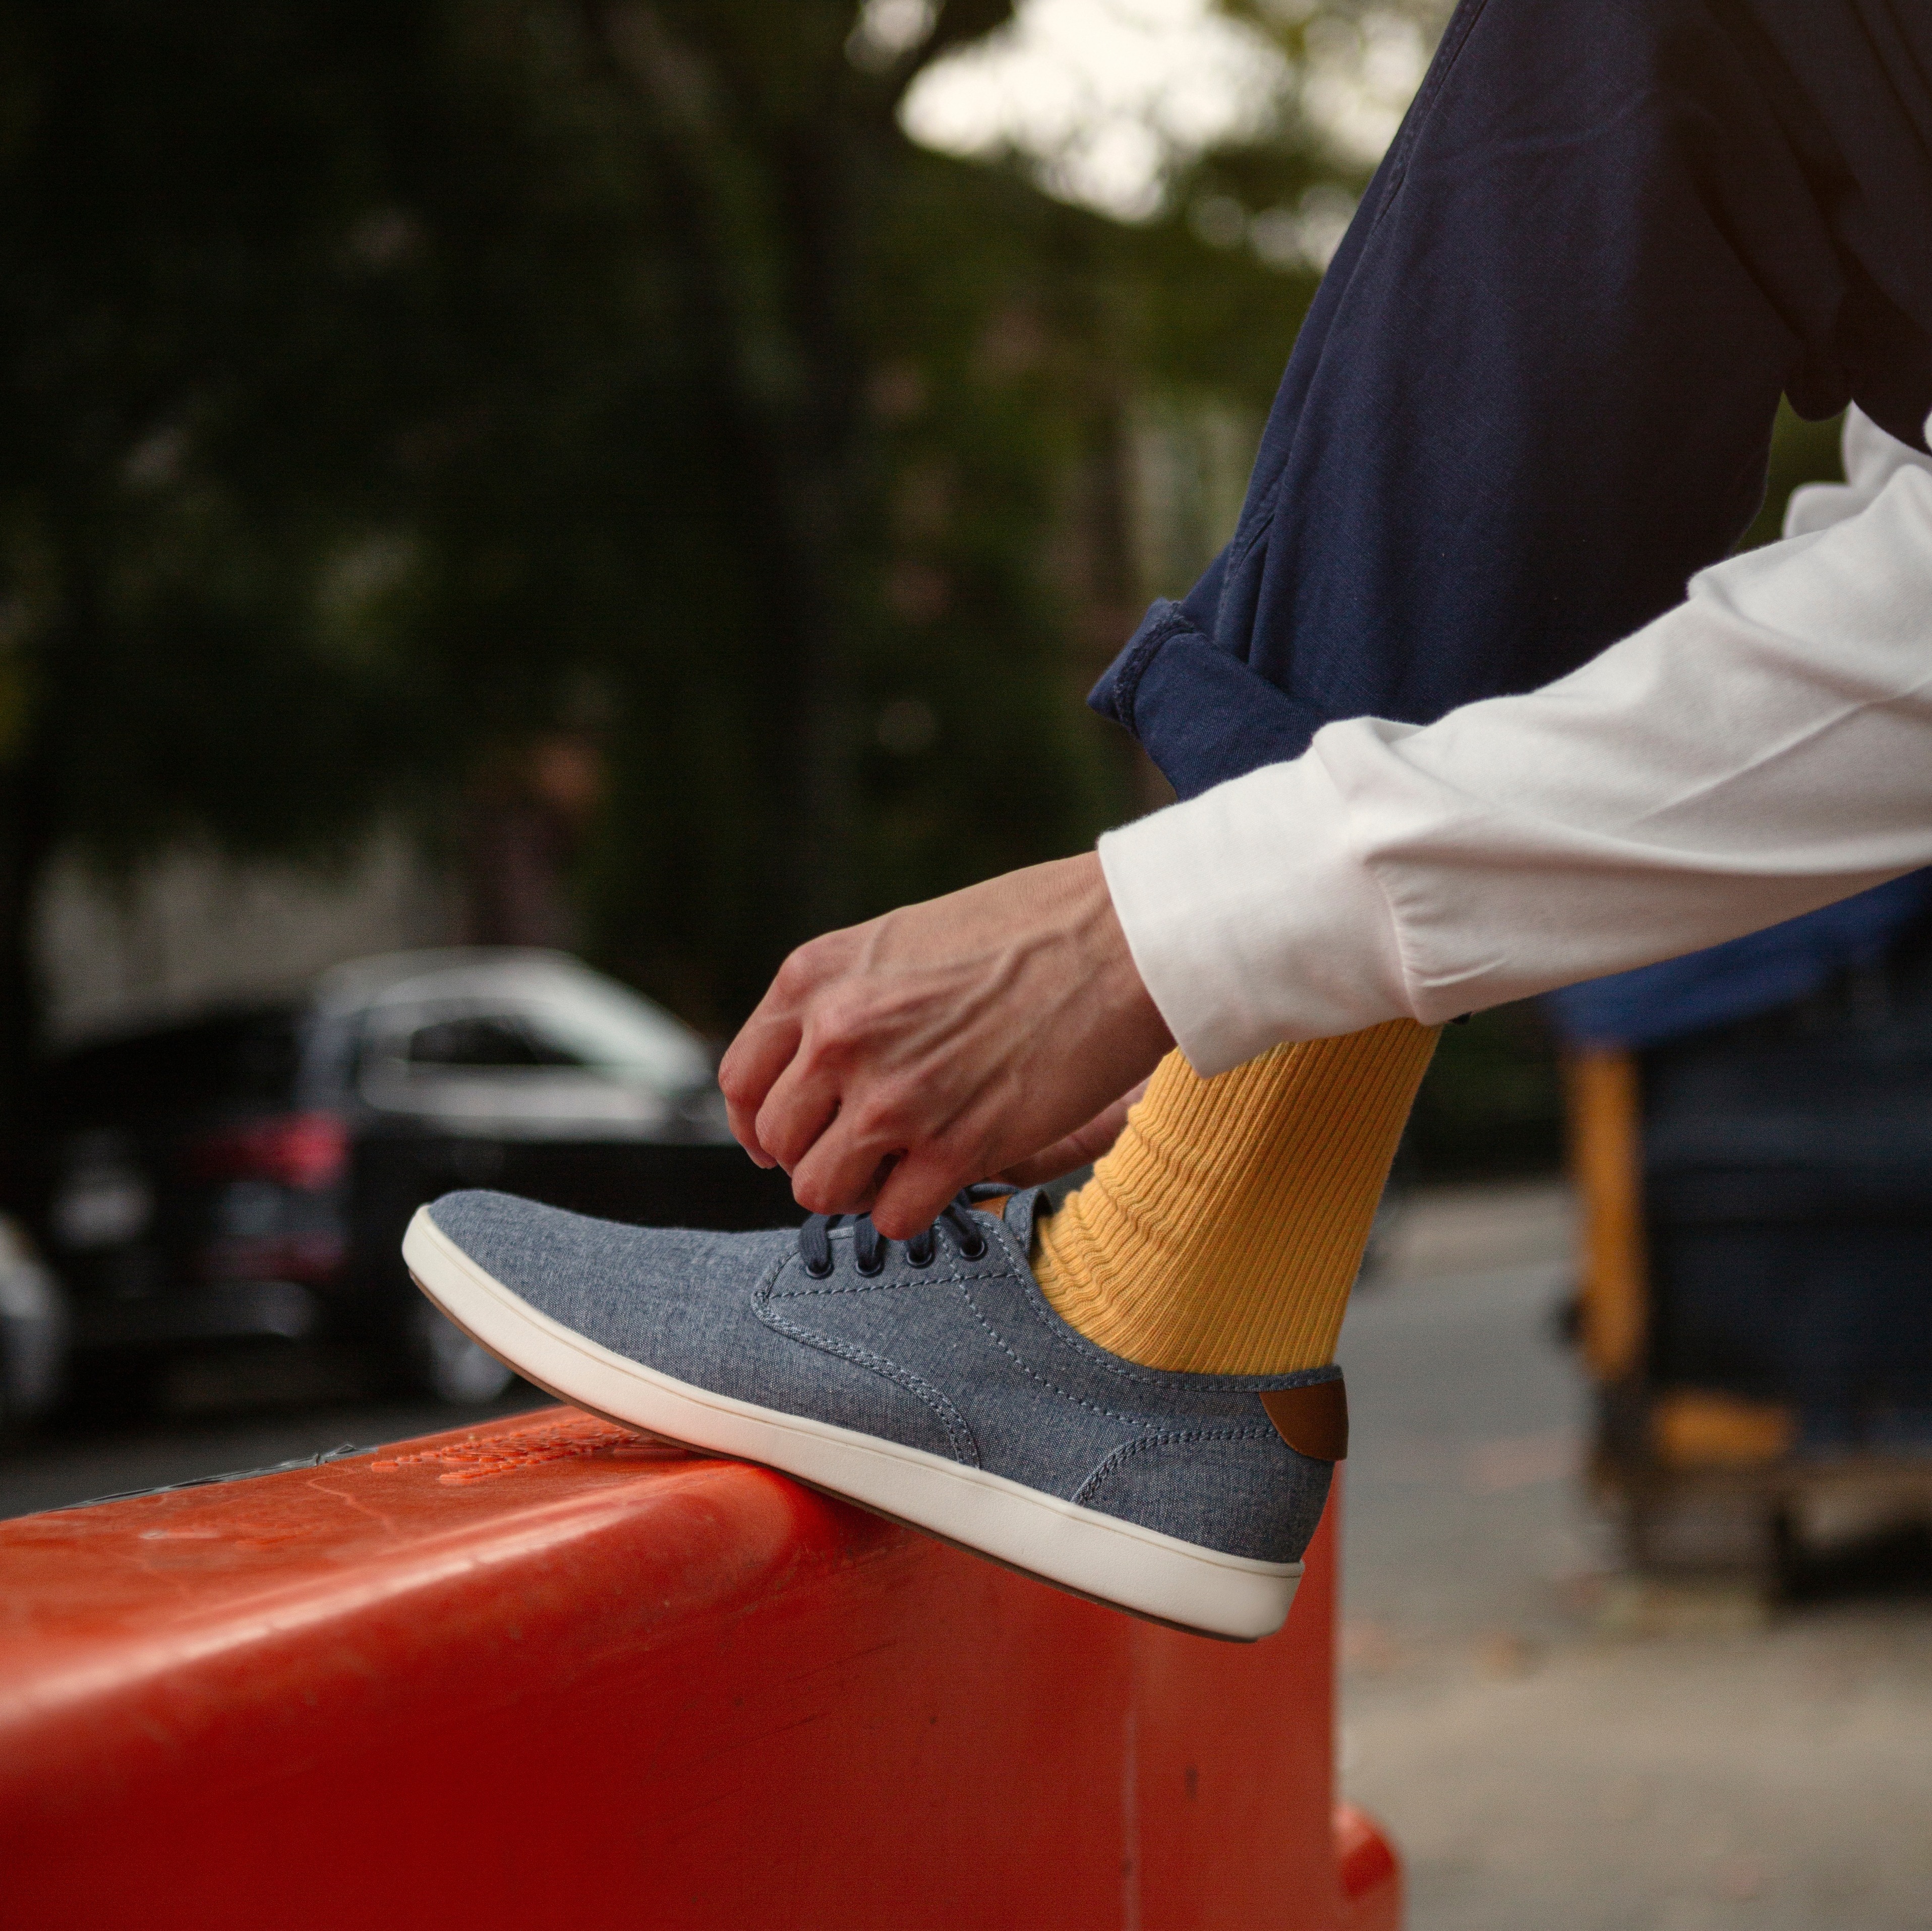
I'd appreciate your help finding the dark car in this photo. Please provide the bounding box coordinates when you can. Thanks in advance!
[19,949,799,1404]
[0,1213,67,1432]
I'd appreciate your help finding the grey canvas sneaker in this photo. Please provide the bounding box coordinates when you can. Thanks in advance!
[402,1185,1346,1640]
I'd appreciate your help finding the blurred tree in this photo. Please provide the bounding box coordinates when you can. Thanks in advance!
[1738,398,1847,550]
[565,0,1127,1023]
[0,5,447,1114]
[0,0,1416,1126]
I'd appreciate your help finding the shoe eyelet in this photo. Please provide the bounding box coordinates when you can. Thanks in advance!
[855,1255,885,1278]
[802,1256,835,1280]
[957,1234,986,1261]
[905,1239,934,1268]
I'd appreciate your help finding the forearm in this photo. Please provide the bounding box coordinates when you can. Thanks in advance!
[1103,464,1932,1075]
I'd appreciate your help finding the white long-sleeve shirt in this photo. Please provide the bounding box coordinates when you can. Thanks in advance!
[1098,409,1932,1075]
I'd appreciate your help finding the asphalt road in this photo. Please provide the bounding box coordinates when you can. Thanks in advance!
[0,1343,545,1520]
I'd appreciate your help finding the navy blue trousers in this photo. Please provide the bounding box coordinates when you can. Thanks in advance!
[1090,0,1932,1043]
[1094,0,1932,795]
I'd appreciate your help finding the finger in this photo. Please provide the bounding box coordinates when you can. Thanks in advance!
[753,1050,845,1174]
[868,1147,977,1240]
[1058,1080,1148,1164]
[994,1134,1091,1188]
[788,1109,907,1217]
[994,1079,1150,1186]
[718,1009,803,1165]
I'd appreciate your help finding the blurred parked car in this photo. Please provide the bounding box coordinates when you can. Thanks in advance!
[16,949,798,1405]
[0,1213,67,1432]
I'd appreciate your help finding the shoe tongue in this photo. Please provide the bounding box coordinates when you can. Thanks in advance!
[998,1186,1046,1251]
[960,1182,1050,1253]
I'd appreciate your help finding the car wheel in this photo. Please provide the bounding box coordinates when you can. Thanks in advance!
[405,1296,516,1405]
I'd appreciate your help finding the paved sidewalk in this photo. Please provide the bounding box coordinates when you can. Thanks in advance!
[1342,1184,1932,1931]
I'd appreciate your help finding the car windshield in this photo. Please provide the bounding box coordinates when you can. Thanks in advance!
[519,980,711,1089]
[378,972,711,1096]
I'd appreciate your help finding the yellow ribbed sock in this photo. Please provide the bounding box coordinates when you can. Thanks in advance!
[1032,1022,1438,1374]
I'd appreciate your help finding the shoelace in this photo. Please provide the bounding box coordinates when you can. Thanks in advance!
[797,1191,988,1279]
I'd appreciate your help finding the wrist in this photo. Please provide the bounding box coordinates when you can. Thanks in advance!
[1076,850,1172,1060]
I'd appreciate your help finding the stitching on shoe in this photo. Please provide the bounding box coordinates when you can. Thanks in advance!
[1071,1428,1280,1508]
[753,1277,980,1466]
[979,1215,1342,1395]
[778,1248,1195,1433]
[951,1280,1158,1426]
[1016,1288,1330,1395]
[768,1262,1007,1302]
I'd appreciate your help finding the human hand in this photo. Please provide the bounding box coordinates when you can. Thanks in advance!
[992,1078,1150,1187]
[718,853,1173,1237]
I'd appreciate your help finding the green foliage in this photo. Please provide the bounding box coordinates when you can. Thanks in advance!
[0,0,1407,1088]
[1406,1006,1566,1181]
[1737,399,1847,551]
[17,0,1829,1179]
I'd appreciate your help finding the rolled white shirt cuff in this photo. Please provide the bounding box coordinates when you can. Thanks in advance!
[1097,756,1415,1075]
[1099,438,1932,1077]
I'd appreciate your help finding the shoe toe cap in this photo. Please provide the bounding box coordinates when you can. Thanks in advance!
[425,1191,623,1320]
[421,1189,791,1356]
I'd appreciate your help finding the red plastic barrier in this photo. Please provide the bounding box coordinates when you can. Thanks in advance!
[1335,1801,1404,1930]
[0,1407,1398,1929]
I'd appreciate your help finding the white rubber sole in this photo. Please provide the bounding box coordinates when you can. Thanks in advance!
[401,1208,1301,1642]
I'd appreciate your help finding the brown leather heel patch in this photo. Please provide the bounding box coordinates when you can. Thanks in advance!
[1261,1377,1349,1462]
